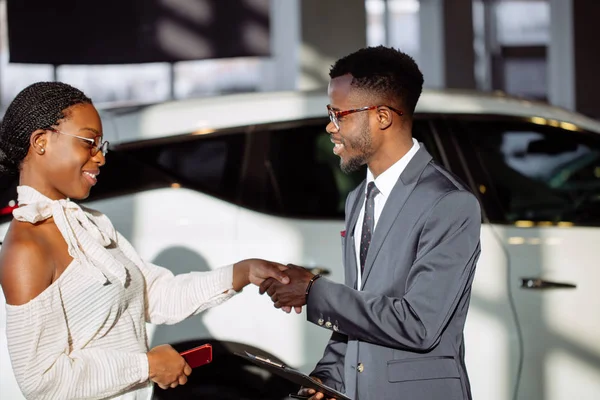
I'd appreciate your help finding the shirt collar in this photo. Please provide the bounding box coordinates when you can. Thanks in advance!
[366,138,420,198]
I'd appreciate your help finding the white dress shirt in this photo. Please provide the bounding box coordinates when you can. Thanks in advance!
[354,138,420,290]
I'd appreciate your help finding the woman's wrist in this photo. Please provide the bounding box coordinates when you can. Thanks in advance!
[232,260,251,291]
[146,351,155,379]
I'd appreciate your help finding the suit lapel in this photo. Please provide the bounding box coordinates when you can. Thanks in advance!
[360,145,433,286]
[345,180,365,289]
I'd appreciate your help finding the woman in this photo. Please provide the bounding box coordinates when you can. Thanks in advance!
[0,82,290,399]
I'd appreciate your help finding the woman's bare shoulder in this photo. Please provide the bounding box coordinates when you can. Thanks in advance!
[0,221,54,306]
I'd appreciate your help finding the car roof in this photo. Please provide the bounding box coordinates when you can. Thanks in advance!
[99,89,600,145]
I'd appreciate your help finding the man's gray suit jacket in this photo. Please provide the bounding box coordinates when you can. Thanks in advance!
[306,145,481,400]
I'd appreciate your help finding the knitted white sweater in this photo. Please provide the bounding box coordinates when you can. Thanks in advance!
[5,186,235,399]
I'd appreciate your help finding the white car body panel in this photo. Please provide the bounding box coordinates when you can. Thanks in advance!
[500,224,600,400]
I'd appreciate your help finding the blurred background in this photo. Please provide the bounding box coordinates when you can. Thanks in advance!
[1,1,599,400]
[1,0,598,118]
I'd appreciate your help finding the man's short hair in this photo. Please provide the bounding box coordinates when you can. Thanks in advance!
[330,46,424,116]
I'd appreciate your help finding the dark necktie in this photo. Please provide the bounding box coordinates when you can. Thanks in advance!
[360,182,380,273]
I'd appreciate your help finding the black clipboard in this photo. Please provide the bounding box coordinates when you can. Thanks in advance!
[235,351,351,400]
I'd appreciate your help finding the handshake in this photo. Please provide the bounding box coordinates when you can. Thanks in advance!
[237,259,320,314]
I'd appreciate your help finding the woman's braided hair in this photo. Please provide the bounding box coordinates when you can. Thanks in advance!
[0,82,92,176]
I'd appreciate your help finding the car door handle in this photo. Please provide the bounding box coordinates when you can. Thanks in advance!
[521,278,577,290]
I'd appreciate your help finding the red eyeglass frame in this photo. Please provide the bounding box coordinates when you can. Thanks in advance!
[327,104,403,129]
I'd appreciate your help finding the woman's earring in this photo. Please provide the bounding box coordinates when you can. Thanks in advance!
[40,148,45,153]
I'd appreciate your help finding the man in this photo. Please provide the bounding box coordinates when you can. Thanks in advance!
[261,46,481,400]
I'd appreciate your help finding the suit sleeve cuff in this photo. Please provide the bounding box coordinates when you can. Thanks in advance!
[306,277,331,325]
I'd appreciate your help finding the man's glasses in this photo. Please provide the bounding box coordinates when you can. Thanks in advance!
[49,128,109,156]
[327,104,404,130]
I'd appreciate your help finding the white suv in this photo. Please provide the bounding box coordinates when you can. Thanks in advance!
[1,90,599,400]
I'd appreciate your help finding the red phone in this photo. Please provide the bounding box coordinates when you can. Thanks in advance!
[180,344,213,368]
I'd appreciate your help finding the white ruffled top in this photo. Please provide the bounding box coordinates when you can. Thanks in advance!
[5,185,235,400]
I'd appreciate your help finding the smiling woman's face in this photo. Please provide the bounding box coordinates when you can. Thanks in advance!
[35,103,106,200]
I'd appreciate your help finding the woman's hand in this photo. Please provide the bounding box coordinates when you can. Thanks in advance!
[233,259,302,313]
[232,258,289,290]
[147,344,192,389]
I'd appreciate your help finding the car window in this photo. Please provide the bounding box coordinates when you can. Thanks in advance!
[123,133,245,203]
[464,121,600,225]
[264,119,441,219]
[87,150,174,201]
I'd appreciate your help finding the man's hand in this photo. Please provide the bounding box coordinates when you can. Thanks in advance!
[298,377,335,400]
[232,259,289,291]
[259,264,314,310]
[147,344,192,390]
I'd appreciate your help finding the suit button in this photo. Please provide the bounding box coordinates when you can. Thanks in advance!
[357,363,364,373]
[325,321,332,329]
[317,318,324,326]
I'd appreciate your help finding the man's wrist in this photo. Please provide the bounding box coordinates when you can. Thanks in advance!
[305,274,322,299]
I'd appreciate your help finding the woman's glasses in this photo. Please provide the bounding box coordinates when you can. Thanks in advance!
[49,128,109,156]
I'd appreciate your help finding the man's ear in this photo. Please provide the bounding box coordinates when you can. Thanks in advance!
[30,129,49,155]
[377,107,394,130]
